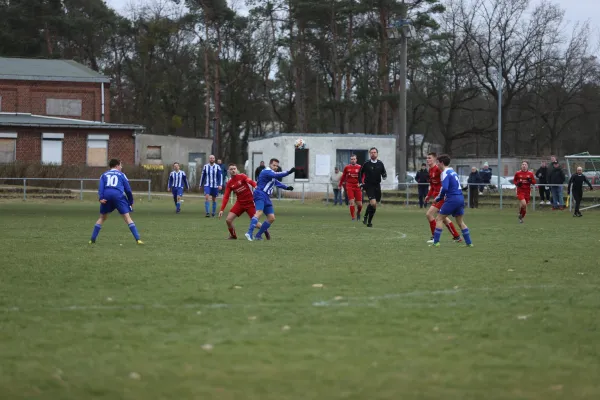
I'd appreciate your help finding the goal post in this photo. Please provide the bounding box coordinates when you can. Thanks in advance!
[564,152,600,211]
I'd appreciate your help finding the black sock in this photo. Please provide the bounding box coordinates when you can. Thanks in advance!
[364,205,371,220]
[368,206,376,223]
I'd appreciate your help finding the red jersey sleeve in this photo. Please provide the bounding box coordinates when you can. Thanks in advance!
[220,182,232,212]
[339,167,348,188]
[241,174,257,188]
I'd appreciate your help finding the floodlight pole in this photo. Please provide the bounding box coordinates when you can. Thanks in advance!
[496,67,503,209]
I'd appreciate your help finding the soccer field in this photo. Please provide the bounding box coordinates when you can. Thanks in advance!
[1,199,599,400]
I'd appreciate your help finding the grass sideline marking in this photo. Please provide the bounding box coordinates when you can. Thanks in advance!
[3,285,565,313]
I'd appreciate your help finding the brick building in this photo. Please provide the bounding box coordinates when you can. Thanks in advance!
[0,57,141,166]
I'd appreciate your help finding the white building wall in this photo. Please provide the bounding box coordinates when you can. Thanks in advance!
[247,134,396,191]
[135,133,213,166]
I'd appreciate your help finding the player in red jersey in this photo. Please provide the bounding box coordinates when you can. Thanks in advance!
[218,163,269,239]
[339,154,363,221]
[424,152,461,243]
[513,161,536,223]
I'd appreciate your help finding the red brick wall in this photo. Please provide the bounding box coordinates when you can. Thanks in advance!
[0,80,111,122]
[10,128,134,165]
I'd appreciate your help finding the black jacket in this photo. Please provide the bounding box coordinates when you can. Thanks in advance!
[468,171,483,186]
[535,167,548,184]
[255,165,265,180]
[359,160,387,185]
[548,165,566,185]
[479,168,492,183]
[568,173,593,194]
[415,169,429,184]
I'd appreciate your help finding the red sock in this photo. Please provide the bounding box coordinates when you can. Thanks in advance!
[228,227,236,238]
[429,219,436,235]
[357,204,363,215]
[445,221,459,238]
[350,205,355,219]
[521,207,526,218]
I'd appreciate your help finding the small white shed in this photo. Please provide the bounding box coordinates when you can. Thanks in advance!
[246,133,396,191]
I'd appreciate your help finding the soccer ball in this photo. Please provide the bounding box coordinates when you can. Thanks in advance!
[294,138,305,149]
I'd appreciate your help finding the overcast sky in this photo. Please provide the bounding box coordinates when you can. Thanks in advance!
[104,0,600,37]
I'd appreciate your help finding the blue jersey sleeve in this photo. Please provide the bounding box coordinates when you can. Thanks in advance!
[200,166,206,186]
[437,174,449,201]
[274,179,288,189]
[122,175,134,205]
[217,168,223,186]
[273,170,291,179]
[98,174,106,199]
[168,173,173,189]
[182,173,189,189]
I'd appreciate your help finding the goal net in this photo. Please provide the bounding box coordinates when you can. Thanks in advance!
[564,152,600,211]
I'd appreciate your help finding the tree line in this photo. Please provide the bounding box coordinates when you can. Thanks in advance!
[1,0,599,164]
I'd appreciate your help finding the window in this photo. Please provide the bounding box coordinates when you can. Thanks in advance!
[46,99,82,117]
[294,148,309,179]
[336,149,368,170]
[42,133,63,165]
[87,134,109,167]
[0,133,17,163]
[146,146,162,160]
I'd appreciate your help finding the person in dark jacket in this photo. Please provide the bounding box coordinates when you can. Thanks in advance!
[254,161,265,180]
[548,160,566,209]
[415,163,429,208]
[479,162,492,193]
[568,166,593,217]
[467,167,483,208]
[535,162,551,205]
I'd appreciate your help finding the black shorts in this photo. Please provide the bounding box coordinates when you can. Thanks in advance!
[364,184,381,202]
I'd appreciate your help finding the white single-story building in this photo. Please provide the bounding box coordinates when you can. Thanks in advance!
[246,133,397,191]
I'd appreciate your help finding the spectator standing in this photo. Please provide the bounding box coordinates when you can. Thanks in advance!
[467,167,482,208]
[217,159,227,195]
[330,167,343,205]
[535,161,551,205]
[254,161,265,180]
[479,162,492,193]
[414,163,429,208]
[548,160,566,210]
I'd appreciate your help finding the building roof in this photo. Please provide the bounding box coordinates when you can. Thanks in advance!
[0,57,110,83]
[249,133,397,142]
[0,113,142,131]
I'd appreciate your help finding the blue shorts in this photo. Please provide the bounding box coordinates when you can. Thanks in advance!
[171,187,183,198]
[439,199,464,217]
[204,186,219,197]
[100,193,132,215]
[254,193,274,215]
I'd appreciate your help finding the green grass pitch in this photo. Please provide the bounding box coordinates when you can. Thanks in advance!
[0,199,599,399]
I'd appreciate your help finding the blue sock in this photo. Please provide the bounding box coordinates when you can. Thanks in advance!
[255,221,271,238]
[128,223,140,241]
[462,228,472,245]
[212,201,217,214]
[204,201,209,214]
[91,224,101,241]
[433,227,443,244]
[247,217,258,236]
[176,202,180,211]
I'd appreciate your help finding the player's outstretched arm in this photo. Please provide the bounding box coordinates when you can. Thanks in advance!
[274,179,290,190]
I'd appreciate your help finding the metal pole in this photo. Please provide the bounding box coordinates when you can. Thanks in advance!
[326,183,329,205]
[23,178,26,201]
[80,179,83,201]
[302,183,305,204]
[147,180,151,202]
[397,24,408,191]
[406,184,409,206]
[467,183,471,208]
[497,68,503,209]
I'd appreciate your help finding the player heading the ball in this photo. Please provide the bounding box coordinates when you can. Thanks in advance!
[430,154,473,247]
[218,163,270,240]
[245,159,296,241]
[89,158,143,245]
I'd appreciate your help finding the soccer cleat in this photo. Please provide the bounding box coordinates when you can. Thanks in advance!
[254,235,263,241]
[245,233,253,241]
[351,218,355,221]
[357,213,361,221]
[264,231,271,240]
[205,213,210,218]
[176,209,181,214]
[429,242,440,247]
[228,235,237,240]
[426,237,434,244]
[539,201,544,205]
[453,236,462,243]
[212,213,215,217]
[89,240,95,244]
[518,215,523,223]
[367,223,373,227]
[465,244,474,247]
[136,240,144,245]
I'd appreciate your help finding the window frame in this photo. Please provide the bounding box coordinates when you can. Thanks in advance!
[41,133,64,165]
[86,134,109,167]
[146,145,162,160]
[0,132,17,164]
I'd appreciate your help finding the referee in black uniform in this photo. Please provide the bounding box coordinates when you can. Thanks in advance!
[568,166,593,217]
[359,147,387,227]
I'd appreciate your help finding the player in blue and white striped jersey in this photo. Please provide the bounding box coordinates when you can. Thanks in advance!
[168,162,189,213]
[245,158,296,241]
[200,155,223,217]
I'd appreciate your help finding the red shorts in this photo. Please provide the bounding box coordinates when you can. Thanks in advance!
[432,198,445,209]
[345,186,362,202]
[230,202,256,218]
[517,192,530,204]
